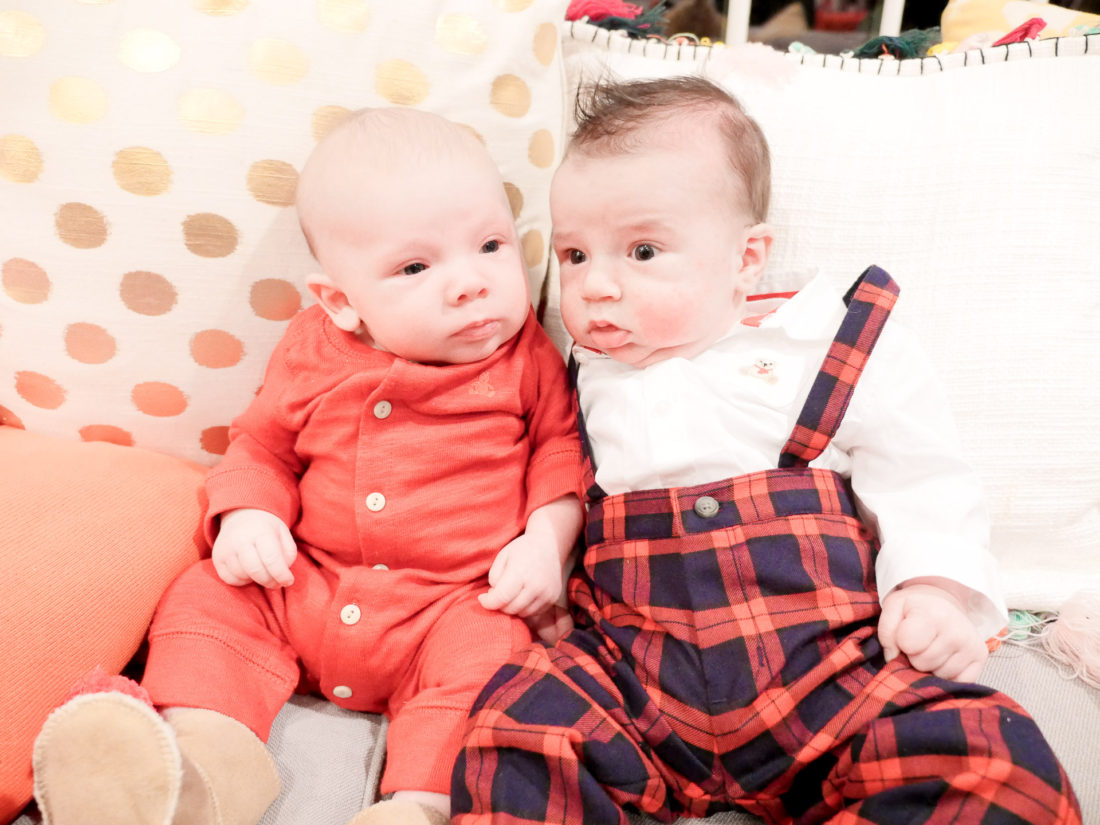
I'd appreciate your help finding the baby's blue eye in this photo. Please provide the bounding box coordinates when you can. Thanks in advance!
[481,240,501,254]
[632,244,656,261]
[402,262,427,276]
[569,249,586,265]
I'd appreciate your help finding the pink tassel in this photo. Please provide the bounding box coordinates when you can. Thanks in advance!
[1040,591,1100,688]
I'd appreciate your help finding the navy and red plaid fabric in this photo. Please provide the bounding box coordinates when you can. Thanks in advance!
[453,268,1081,824]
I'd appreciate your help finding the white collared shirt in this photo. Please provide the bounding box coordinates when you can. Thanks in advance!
[573,271,1007,639]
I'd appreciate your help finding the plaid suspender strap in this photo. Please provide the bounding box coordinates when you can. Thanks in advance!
[568,354,608,503]
[778,265,900,469]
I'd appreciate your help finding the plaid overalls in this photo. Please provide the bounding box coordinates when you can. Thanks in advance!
[453,267,1081,824]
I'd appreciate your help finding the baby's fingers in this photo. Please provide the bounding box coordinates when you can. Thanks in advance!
[241,535,294,588]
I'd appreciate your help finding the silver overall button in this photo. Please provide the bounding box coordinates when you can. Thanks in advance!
[693,496,720,518]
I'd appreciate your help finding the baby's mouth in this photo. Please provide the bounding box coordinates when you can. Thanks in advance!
[587,321,630,350]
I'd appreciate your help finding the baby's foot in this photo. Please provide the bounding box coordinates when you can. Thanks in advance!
[33,691,182,825]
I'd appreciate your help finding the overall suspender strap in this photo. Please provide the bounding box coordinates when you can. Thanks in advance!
[569,354,608,503]
[778,265,900,469]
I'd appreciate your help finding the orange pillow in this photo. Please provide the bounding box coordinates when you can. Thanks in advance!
[0,426,206,820]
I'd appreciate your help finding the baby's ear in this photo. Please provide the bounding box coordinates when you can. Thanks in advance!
[305,273,362,332]
[735,222,773,294]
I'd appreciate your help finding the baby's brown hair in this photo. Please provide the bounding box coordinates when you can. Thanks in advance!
[568,75,771,222]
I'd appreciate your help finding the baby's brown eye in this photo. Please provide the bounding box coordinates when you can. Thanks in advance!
[632,244,656,261]
[569,249,586,265]
[402,263,426,275]
[481,240,500,254]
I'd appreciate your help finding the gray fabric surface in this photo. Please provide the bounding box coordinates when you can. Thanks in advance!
[12,644,1096,824]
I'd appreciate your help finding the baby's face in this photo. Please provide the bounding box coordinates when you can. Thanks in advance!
[552,122,759,367]
[315,152,529,365]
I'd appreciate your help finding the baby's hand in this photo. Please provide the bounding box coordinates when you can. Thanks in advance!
[211,508,297,588]
[479,532,563,620]
[878,580,988,682]
[525,603,575,645]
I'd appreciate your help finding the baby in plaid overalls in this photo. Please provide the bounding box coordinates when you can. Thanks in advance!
[451,77,1081,824]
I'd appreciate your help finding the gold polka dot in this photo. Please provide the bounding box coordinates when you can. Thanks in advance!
[201,425,230,455]
[312,105,352,142]
[503,182,523,219]
[193,0,249,14]
[56,203,109,249]
[0,134,43,183]
[0,405,25,428]
[250,278,301,321]
[50,77,108,124]
[113,146,172,196]
[375,59,429,106]
[247,159,298,207]
[490,75,531,119]
[533,21,558,66]
[318,0,369,32]
[191,329,244,368]
[118,28,181,73]
[435,14,487,56]
[0,10,46,58]
[182,213,239,258]
[528,129,555,169]
[248,38,309,85]
[80,424,134,446]
[178,89,244,135]
[16,371,66,410]
[3,258,50,304]
[132,381,188,417]
[494,0,534,10]
[65,323,117,364]
[522,229,544,269]
[120,270,177,316]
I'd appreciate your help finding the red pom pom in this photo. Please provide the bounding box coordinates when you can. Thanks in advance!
[65,666,154,707]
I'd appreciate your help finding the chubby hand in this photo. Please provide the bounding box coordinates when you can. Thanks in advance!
[211,508,297,588]
[525,603,575,645]
[479,532,564,620]
[878,579,988,682]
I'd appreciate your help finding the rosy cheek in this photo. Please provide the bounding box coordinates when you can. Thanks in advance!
[633,295,692,344]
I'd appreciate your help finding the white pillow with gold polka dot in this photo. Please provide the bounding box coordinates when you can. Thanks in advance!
[0,0,567,464]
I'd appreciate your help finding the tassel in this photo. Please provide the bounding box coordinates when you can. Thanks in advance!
[1039,590,1100,689]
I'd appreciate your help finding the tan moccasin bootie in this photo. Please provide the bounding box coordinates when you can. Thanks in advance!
[32,694,280,825]
[33,691,183,825]
[164,708,280,825]
[346,799,451,825]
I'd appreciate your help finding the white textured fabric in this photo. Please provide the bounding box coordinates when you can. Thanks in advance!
[557,25,1100,612]
[575,271,1006,640]
[259,695,387,824]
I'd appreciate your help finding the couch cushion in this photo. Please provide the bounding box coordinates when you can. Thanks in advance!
[0,0,568,465]
[555,24,1100,613]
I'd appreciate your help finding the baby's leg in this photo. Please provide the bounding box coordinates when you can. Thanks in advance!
[453,637,688,825]
[33,692,279,825]
[826,678,1081,824]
